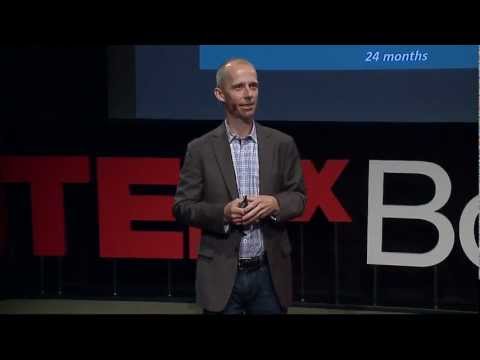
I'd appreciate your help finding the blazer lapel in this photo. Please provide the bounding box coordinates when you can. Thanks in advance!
[211,123,238,200]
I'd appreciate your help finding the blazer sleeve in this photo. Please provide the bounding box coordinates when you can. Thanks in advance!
[172,142,227,235]
[272,137,307,223]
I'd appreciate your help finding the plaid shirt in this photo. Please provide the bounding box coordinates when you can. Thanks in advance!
[225,120,264,259]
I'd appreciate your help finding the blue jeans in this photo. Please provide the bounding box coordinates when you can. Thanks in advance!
[204,260,286,315]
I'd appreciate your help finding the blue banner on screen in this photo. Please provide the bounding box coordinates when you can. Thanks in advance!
[200,45,477,70]
[132,45,478,122]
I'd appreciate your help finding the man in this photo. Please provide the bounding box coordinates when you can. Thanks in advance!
[173,58,306,314]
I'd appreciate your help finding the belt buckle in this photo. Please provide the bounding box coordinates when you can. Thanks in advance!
[238,255,263,271]
[238,258,249,271]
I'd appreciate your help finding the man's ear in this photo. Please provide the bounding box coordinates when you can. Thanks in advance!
[214,87,225,103]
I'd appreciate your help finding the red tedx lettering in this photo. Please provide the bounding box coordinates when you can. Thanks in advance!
[294,160,351,222]
[0,156,352,259]
[97,157,183,259]
[0,156,90,256]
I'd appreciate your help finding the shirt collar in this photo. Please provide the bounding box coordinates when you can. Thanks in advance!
[225,119,257,144]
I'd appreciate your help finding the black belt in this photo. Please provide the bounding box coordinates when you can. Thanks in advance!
[238,254,266,272]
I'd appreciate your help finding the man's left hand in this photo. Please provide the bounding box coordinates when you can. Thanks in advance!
[241,195,280,226]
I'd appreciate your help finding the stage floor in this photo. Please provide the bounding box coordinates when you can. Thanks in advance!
[0,299,410,314]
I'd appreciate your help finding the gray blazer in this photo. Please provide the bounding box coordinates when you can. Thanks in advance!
[173,121,306,312]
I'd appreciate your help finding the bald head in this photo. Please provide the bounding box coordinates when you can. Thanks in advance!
[216,58,256,88]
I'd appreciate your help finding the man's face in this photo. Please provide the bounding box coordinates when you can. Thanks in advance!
[215,62,259,121]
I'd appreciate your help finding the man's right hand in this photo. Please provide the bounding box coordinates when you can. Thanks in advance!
[224,198,246,225]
